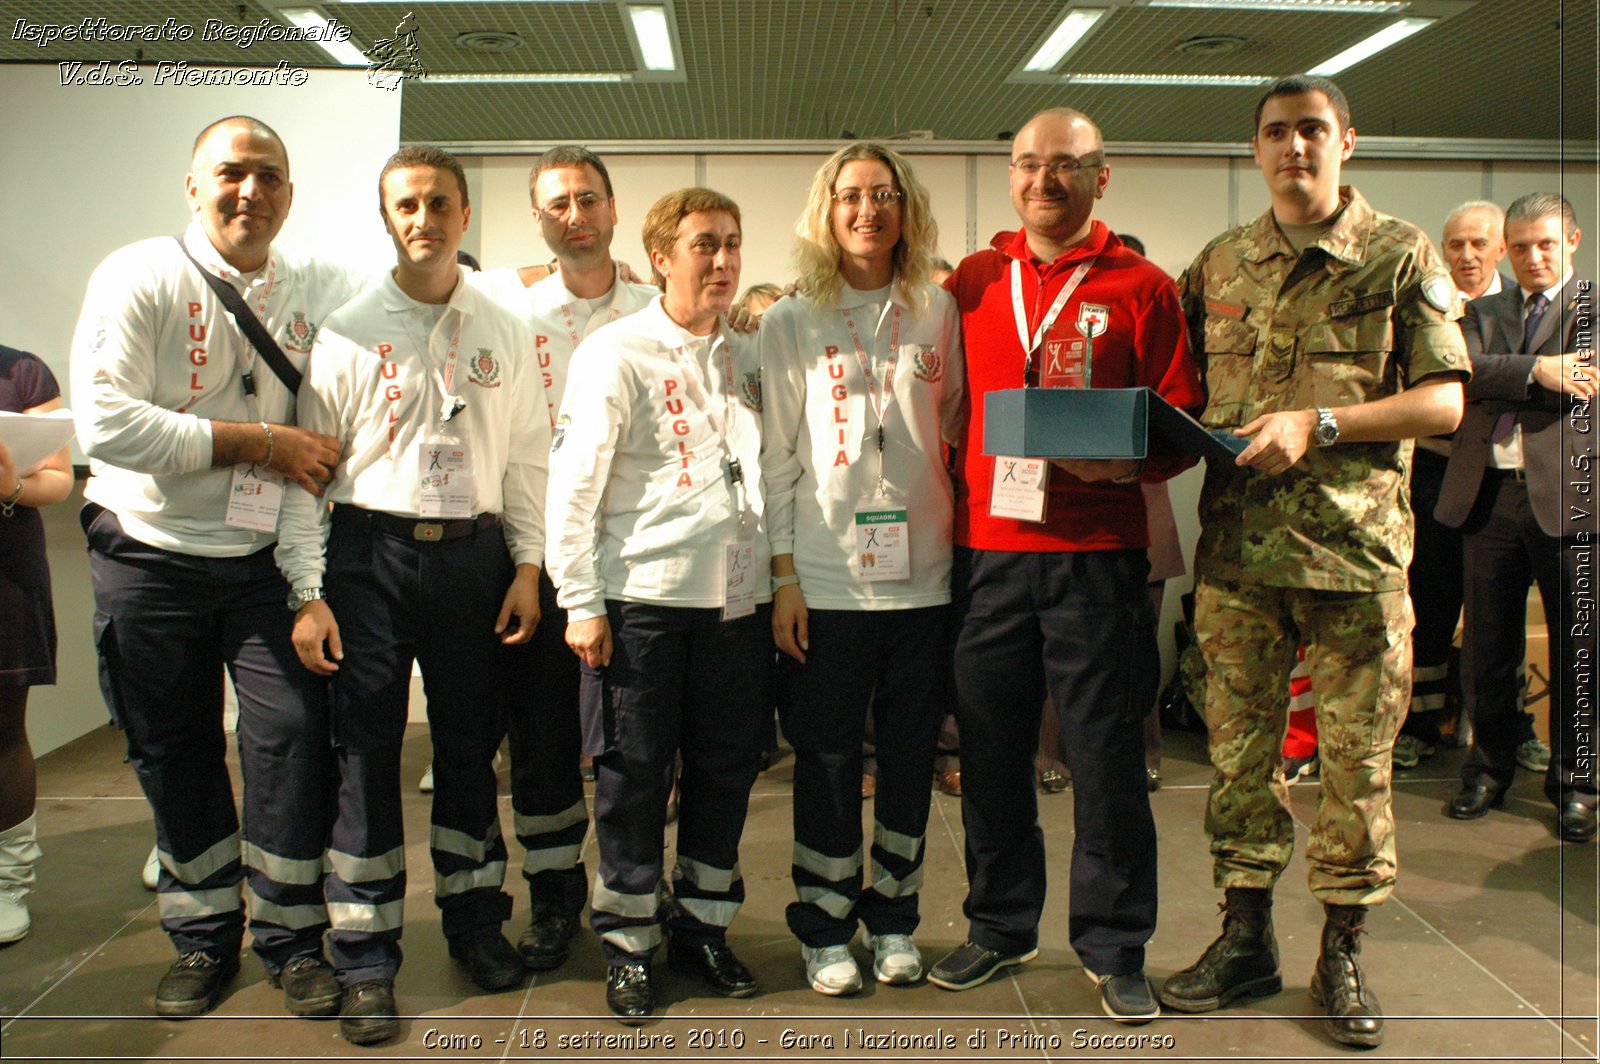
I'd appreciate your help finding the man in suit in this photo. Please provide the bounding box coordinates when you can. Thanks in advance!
[1437,192,1598,842]
[1396,201,1525,772]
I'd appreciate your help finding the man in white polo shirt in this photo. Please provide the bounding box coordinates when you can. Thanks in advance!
[470,145,656,972]
[276,145,549,1046]
[71,115,365,1022]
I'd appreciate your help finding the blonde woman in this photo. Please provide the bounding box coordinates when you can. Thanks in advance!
[760,143,963,995]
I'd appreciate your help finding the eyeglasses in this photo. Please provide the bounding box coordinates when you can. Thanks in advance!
[1010,157,1105,179]
[832,188,904,208]
[538,191,606,219]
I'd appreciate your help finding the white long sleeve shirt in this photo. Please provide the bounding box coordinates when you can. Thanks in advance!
[545,297,769,619]
[470,264,657,429]
[70,222,369,556]
[759,282,964,609]
[275,267,551,589]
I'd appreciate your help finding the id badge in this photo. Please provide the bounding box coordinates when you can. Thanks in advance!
[722,523,757,621]
[853,505,910,582]
[989,456,1049,523]
[224,464,284,532]
[418,438,474,518]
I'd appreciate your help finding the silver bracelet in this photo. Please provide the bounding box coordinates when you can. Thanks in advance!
[261,422,275,468]
[0,478,22,517]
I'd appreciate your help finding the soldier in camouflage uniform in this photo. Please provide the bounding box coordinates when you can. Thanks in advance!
[1157,76,1468,1050]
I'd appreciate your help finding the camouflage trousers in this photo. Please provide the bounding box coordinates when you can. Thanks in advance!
[1194,578,1412,905]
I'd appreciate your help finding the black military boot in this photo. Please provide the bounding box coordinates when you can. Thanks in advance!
[1158,887,1281,1012]
[1309,903,1383,1048]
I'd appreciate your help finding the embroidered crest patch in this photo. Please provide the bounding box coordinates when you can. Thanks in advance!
[552,413,569,452]
[912,345,942,382]
[467,349,502,388]
[283,312,317,354]
[740,369,763,412]
[1077,303,1110,338]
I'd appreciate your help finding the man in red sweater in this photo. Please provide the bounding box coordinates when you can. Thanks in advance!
[930,107,1203,1023]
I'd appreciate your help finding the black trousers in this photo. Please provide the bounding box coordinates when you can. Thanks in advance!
[322,507,514,985]
[950,546,1158,976]
[1459,475,1598,808]
[585,600,770,965]
[1406,448,1463,736]
[504,570,587,920]
[777,606,946,947]
[84,504,334,972]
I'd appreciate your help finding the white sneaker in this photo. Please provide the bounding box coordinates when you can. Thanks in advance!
[142,845,160,891]
[862,931,923,984]
[801,943,862,996]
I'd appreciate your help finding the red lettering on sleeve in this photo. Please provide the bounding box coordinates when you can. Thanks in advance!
[377,343,394,359]
[188,302,203,318]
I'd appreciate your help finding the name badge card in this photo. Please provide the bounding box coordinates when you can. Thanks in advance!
[225,464,284,532]
[989,456,1049,523]
[853,506,910,581]
[722,525,757,621]
[418,439,474,519]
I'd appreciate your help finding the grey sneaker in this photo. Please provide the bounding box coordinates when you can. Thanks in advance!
[862,931,923,984]
[1517,738,1551,772]
[1283,754,1319,783]
[801,943,862,996]
[1089,969,1160,1024]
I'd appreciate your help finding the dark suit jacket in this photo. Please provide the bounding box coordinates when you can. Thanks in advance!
[1435,274,1595,538]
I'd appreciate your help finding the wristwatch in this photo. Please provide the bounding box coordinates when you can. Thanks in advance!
[1313,407,1340,447]
[287,586,326,612]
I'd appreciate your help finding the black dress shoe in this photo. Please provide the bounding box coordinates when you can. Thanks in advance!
[1446,783,1504,820]
[339,980,398,1045]
[518,912,577,971]
[667,940,757,997]
[448,927,525,991]
[1560,802,1598,843]
[606,962,654,1024]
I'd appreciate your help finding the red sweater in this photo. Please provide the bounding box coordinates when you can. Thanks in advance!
[948,222,1203,553]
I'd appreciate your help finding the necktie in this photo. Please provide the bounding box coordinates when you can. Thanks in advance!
[1493,293,1550,443]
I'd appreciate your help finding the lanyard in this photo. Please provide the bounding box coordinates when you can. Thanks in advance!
[841,301,902,496]
[1010,258,1094,386]
[424,307,466,429]
[232,256,278,418]
[670,334,748,526]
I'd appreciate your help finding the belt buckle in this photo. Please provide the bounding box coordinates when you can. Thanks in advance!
[414,522,444,542]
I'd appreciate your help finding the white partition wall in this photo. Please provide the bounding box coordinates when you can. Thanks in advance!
[0,63,403,403]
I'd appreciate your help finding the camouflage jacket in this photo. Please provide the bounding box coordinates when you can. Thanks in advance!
[1177,187,1469,591]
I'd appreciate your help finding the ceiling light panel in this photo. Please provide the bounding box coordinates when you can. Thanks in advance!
[1024,8,1109,72]
[1308,16,1435,75]
[1146,0,1407,12]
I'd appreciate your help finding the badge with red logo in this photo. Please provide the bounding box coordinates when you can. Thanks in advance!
[467,349,502,388]
[1076,303,1110,339]
[283,312,317,354]
[740,370,763,412]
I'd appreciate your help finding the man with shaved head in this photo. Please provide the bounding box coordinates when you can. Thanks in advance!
[70,115,367,1020]
[932,106,1202,1021]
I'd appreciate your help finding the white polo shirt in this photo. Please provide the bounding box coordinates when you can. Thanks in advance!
[275,266,550,589]
[470,264,657,429]
[545,297,769,619]
[70,222,369,556]
[759,282,964,610]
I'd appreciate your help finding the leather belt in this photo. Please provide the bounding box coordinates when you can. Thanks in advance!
[336,505,500,542]
[1483,465,1528,481]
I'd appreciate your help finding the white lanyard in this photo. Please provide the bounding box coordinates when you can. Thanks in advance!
[425,308,466,429]
[1010,258,1094,386]
[670,334,747,523]
[841,302,902,496]
[230,256,278,421]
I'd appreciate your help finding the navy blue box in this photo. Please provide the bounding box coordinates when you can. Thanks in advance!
[983,386,1247,464]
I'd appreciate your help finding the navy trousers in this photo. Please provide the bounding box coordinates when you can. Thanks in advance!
[585,600,770,966]
[322,507,514,985]
[84,503,334,972]
[503,569,588,920]
[950,546,1158,977]
[777,606,946,947]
